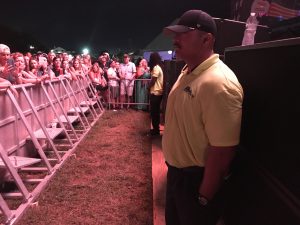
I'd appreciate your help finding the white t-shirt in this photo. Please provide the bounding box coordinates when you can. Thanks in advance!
[107,67,119,87]
[119,62,136,80]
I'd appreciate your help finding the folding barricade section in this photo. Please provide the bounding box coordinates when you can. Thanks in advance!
[85,76,106,113]
[58,79,91,131]
[0,143,42,224]
[46,81,81,141]
[76,77,103,118]
[0,78,104,224]
[18,85,63,164]
[67,78,97,120]
[39,82,77,150]
[5,87,54,173]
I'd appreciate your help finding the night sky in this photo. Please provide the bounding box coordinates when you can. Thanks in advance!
[1,0,230,54]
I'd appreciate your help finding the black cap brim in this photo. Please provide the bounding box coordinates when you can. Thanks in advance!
[163,25,191,35]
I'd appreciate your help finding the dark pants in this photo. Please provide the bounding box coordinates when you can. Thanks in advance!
[150,94,163,131]
[165,163,225,225]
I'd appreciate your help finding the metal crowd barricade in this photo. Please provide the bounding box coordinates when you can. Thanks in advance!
[85,76,105,112]
[0,143,41,224]
[77,77,103,118]
[5,88,53,173]
[107,78,151,110]
[72,78,97,119]
[0,76,104,224]
[45,81,79,142]
[40,82,75,146]
[20,85,63,162]
[58,78,90,130]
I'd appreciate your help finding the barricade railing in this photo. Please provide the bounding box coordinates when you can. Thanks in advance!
[0,78,91,156]
[62,79,91,128]
[85,76,105,112]
[73,78,98,119]
[0,76,104,224]
[40,83,74,143]
[106,78,151,110]
[5,88,53,172]
[45,81,79,141]
[20,85,63,162]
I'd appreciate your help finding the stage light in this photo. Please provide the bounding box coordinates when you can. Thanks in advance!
[82,48,89,55]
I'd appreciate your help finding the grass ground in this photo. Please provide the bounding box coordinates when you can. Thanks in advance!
[17,110,153,225]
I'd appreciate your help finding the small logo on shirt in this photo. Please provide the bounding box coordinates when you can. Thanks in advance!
[184,86,194,97]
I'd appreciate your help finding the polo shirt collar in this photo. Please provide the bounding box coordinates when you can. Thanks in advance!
[182,54,220,76]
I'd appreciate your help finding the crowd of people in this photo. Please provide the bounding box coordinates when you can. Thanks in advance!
[0,43,158,111]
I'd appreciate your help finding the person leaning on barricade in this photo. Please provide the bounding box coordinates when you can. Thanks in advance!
[47,51,56,70]
[36,53,55,81]
[82,54,92,72]
[88,61,107,101]
[0,44,21,84]
[70,58,86,80]
[12,52,45,85]
[61,59,74,80]
[24,52,31,73]
[0,77,18,97]
[52,57,63,77]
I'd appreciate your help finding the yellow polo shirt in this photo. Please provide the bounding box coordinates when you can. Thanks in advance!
[162,54,243,168]
[150,65,163,96]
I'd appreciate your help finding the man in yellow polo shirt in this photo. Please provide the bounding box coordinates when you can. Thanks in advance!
[162,10,243,225]
[148,52,164,136]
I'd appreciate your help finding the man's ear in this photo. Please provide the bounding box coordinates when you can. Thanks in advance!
[203,33,215,48]
[204,33,214,43]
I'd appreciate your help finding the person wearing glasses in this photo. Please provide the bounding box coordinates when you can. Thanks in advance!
[162,10,244,225]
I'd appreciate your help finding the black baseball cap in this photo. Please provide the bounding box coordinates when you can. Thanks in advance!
[164,10,217,36]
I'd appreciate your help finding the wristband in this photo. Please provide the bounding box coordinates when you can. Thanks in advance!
[198,194,209,206]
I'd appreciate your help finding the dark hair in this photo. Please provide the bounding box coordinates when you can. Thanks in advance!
[135,57,143,67]
[53,57,61,62]
[109,59,117,67]
[29,56,38,71]
[148,52,163,72]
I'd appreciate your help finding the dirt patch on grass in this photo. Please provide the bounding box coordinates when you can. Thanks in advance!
[17,110,153,225]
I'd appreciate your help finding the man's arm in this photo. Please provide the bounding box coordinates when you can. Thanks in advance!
[0,78,19,97]
[131,64,136,80]
[0,77,12,88]
[131,72,136,80]
[199,145,236,200]
[149,76,157,89]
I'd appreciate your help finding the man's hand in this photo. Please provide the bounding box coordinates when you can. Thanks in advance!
[1,64,15,79]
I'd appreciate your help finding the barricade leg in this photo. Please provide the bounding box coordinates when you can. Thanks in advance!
[40,83,74,147]
[58,79,90,130]
[20,86,62,163]
[60,79,91,129]
[6,89,53,173]
[47,82,80,141]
